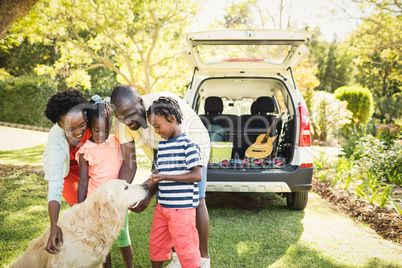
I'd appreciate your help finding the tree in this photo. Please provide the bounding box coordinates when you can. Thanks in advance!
[345,10,401,123]
[307,29,355,93]
[221,0,257,28]
[309,91,352,143]
[9,0,200,94]
[294,58,321,110]
[211,0,299,30]
[0,0,39,39]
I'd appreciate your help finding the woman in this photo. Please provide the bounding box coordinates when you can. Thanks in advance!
[42,90,91,254]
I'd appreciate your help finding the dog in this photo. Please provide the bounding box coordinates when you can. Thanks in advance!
[11,179,148,268]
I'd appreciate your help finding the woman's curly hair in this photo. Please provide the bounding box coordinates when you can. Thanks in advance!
[86,100,114,128]
[146,96,183,124]
[44,90,88,124]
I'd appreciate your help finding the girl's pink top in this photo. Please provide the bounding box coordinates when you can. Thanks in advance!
[76,135,122,195]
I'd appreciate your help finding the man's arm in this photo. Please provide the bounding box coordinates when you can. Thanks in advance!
[119,141,137,184]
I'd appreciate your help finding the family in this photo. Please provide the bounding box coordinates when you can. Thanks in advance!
[42,84,211,268]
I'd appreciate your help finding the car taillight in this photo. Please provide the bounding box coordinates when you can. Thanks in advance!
[299,105,311,147]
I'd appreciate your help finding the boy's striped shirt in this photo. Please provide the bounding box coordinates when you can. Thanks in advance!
[156,133,202,209]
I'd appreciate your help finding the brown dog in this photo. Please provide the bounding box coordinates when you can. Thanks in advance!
[11,180,148,268]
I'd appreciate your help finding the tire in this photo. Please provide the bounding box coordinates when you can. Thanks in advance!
[286,191,308,210]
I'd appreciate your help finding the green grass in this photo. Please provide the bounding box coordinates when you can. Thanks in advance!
[0,144,46,166]
[1,146,402,267]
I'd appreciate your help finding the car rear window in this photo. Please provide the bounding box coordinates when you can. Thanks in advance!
[196,44,293,65]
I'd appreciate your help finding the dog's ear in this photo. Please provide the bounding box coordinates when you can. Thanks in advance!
[96,187,124,222]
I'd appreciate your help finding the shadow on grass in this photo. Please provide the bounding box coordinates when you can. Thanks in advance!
[205,192,305,267]
[275,243,402,268]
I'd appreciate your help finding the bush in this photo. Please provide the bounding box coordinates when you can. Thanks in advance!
[334,85,374,127]
[339,120,377,158]
[0,75,58,128]
[309,91,352,143]
[377,124,401,149]
[352,135,402,184]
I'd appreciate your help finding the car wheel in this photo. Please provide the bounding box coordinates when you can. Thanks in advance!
[286,191,308,210]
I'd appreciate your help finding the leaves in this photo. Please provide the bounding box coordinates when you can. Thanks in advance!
[309,91,353,142]
[8,0,200,94]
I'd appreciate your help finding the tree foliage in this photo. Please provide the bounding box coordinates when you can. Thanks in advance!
[308,30,355,93]
[294,58,321,110]
[309,91,352,142]
[345,2,401,123]
[0,75,57,127]
[9,0,200,94]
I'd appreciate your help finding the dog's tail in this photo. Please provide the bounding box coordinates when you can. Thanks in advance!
[9,232,50,268]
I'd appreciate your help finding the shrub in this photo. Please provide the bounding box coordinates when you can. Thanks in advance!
[334,85,374,127]
[339,120,377,158]
[352,135,402,184]
[309,91,352,143]
[0,75,58,128]
[377,124,401,149]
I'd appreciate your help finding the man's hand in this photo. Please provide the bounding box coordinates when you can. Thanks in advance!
[129,194,152,213]
[129,178,158,213]
[45,224,63,254]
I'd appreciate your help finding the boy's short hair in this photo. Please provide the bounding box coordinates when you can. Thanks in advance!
[147,96,183,124]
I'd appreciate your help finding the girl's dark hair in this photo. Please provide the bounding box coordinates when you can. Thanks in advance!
[86,100,114,128]
[146,96,183,124]
[44,90,88,124]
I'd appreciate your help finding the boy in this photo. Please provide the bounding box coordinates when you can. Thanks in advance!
[146,97,202,268]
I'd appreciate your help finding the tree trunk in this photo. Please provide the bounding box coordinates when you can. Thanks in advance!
[0,0,39,39]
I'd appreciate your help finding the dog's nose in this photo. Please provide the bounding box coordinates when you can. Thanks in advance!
[142,184,149,190]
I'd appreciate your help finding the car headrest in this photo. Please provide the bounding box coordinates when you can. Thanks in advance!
[250,101,258,114]
[255,97,275,114]
[204,96,223,114]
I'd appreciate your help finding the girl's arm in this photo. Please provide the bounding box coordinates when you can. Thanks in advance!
[150,166,202,184]
[77,154,89,204]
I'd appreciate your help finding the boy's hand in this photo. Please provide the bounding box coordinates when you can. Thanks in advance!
[150,173,165,184]
[45,224,63,254]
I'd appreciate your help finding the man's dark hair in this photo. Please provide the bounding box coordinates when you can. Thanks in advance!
[44,90,88,124]
[146,96,183,124]
[110,84,140,107]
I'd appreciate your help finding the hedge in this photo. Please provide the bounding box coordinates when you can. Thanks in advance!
[0,75,58,128]
[334,85,374,125]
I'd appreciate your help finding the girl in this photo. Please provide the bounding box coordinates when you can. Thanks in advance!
[76,95,133,268]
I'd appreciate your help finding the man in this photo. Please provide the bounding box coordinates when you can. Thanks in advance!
[111,84,211,268]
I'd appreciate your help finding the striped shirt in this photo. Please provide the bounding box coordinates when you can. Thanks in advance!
[156,133,202,209]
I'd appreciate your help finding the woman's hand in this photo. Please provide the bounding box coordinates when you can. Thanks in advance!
[45,224,63,254]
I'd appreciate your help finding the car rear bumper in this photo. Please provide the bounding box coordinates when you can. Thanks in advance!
[206,166,313,193]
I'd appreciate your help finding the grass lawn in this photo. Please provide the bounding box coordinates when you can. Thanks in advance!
[0,144,46,166]
[1,146,402,267]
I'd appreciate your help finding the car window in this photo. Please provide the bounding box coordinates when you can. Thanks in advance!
[196,44,293,65]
